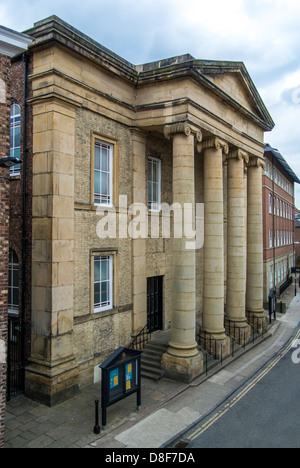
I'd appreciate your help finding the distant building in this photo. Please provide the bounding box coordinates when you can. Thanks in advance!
[263,144,300,300]
[295,209,300,268]
[0,24,32,449]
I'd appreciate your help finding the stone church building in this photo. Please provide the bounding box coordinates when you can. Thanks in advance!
[3,16,275,407]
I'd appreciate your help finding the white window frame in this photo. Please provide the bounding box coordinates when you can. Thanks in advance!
[148,156,161,212]
[269,230,273,248]
[10,103,21,177]
[94,140,113,207]
[269,194,272,214]
[8,251,19,315]
[93,255,113,313]
[270,265,273,289]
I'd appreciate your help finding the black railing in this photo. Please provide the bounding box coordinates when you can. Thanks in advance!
[129,325,151,350]
[7,316,25,401]
[224,316,255,349]
[198,346,210,375]
[251,315,266,338]
[197,325,225,365]
[279,277,293,296]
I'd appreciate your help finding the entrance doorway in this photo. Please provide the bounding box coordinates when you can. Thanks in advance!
[147,276,163,333]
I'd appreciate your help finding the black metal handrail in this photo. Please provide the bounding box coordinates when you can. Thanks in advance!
[251,315,266,338]
[197,325,225,365]
[225,330,236,357]
[198,345,210,376]
[225,316,245,348]
[225,315,257,348]
[129,325,151,350]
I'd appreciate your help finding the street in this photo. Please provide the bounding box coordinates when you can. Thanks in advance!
[185,342,300,448]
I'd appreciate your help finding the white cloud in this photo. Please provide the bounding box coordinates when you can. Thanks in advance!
[1,0,300,202]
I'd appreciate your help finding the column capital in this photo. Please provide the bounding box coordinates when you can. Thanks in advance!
[226,148,249,164]
[164,121,202,142]
[197,137,229,155]
[247,155,266,171]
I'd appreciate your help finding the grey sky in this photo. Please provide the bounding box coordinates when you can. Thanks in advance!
[1,0,300,204]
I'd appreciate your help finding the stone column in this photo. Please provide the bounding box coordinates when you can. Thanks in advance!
[25,96,79,406]
[246,156,267,329]
[131,129,147,335]
[161,122,203,382]
[200,138,228,338]
[225,150,251,342]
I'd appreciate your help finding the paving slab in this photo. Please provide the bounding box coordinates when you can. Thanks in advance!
[4,290,300,449]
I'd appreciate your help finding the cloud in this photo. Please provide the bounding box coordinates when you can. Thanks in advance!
[1,0,300,203]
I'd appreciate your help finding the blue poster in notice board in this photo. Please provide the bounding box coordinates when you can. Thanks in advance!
[110,369,119,389]
[125,363,133,381]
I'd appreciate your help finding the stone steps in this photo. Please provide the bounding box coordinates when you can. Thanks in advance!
[141,341,168,381]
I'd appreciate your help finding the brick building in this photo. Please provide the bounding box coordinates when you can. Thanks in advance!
[0,25,32,448]
[263,144,300,301]
[295,209,300,268]
[3,16,277,407]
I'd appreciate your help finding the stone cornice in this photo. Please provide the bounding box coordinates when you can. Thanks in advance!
[24,16,274,132]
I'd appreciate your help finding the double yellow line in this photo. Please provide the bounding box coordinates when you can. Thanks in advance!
[187,327,300,442]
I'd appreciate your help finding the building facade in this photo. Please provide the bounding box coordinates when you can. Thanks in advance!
[263,145,300,301]
[5,16,276,406]
[295,210,300,269]
[0,25,32,448]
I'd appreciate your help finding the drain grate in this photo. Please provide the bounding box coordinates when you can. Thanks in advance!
[173,439,190,449]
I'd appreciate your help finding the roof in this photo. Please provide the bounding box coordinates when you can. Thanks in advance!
[99,347,141,369]
[24,15,274,132]
[264,144,300,184]
[0,25,33,57]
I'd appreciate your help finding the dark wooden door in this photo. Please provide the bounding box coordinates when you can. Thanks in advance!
[147,276,163,333]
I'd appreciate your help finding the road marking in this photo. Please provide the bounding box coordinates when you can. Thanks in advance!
[188,328,300,442]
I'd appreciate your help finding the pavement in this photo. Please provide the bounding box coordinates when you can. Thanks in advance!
[4,287,300,449]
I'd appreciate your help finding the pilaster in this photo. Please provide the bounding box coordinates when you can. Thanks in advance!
[131,129,147,335]
[26,96,79,406]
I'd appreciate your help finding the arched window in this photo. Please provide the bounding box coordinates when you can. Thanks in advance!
[8,251,19,314]
[10,103,21,176]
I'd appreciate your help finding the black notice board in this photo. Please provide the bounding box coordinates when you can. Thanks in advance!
[99,347,142,429]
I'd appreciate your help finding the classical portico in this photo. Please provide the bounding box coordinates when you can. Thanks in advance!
[161,122,267,381]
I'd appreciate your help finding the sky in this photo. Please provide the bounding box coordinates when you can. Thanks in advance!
[1,0,300,205]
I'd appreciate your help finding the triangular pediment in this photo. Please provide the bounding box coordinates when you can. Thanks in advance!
[192,60,274,131]
[205,71,257,114]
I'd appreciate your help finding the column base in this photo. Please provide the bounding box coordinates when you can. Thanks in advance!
[25,357,79,407]
[161,349,203,383]
[225,317,253,346]
[246,310,268,334]
[199,330,231,360]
